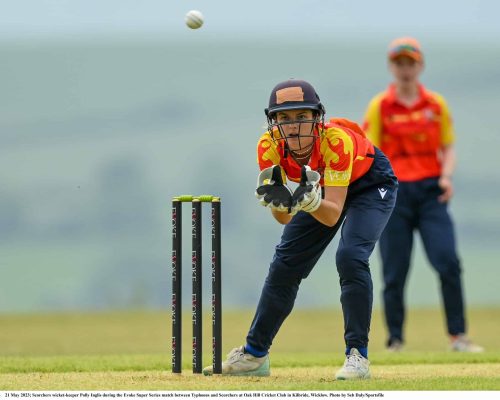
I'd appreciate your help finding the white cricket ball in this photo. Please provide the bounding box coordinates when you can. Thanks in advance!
[185,10,204,30]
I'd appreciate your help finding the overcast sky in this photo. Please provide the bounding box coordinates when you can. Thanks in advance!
[1,0,499,41]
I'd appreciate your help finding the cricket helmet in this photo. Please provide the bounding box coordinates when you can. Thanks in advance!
[265,79,325,117]
[264,79,325,158]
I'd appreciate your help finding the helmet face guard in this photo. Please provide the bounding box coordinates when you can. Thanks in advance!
[265,110,324,154]
[265,80,325,157]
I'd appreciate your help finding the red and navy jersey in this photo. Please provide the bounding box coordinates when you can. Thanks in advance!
[363,83,454,182]
[257,118,375,187]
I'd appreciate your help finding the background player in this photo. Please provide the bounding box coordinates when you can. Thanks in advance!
[363,37,483,353]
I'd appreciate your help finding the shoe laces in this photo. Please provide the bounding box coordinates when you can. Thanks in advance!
[459,337,472,345]
[227,347,245,363]
[344,353,365,370]
[453,335,472,347]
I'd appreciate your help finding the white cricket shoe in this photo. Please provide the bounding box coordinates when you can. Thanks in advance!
[202,345,270,376]
[335,348,371,380]
[451,334,484,353]
[387,339,404,352]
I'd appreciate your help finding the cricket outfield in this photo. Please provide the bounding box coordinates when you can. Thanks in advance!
[0,308,499,390]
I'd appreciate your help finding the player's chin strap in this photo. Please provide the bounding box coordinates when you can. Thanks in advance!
[286,120,323,163]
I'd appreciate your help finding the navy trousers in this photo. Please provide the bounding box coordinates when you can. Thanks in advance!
[380,177,465,344]
[246,148,397,353]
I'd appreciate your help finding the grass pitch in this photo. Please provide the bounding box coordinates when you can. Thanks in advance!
[0,308,499,390]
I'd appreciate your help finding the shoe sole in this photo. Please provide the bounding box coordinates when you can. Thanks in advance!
[203,370,270,377]
[203,363,270,377]
[336,372,371,380]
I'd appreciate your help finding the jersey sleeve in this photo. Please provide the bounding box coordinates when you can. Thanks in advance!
[320,128,354,187]
[433,93,455,146]
[256,132,281,170]
[362,93,384,147]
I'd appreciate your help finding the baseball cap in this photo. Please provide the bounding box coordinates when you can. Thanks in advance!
[265,79,324,116]
[388,37,423,62]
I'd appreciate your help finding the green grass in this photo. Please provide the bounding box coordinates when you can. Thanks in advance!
[0,308,499,390]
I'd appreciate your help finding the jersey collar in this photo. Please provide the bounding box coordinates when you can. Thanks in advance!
[386,83,431,108]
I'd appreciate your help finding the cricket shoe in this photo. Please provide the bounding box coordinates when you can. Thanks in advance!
[387,338,404,352]
[450,334,484,353]
[202,345,270,376]
[335,348,371,380]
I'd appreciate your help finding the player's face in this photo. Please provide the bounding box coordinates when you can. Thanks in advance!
[389,56,423,85]
[275,109,316,151]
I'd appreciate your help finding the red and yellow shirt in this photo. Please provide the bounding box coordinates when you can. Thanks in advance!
[257,119,375,187]
[363,83,454,182]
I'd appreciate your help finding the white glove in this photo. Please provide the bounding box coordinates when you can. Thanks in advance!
[255,165,293,212]
[291,166,322,214]
[298,184,322,212]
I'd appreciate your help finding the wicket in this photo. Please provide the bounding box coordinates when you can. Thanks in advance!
[171,195,222,374]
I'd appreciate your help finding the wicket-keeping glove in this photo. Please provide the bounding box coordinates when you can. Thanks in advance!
[291,166,322,213]
[255,165,293,212]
